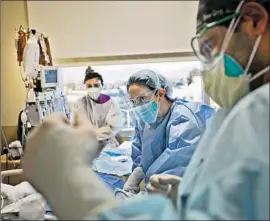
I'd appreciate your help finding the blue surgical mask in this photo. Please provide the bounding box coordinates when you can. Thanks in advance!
[224,54,244,77]
[134,101,159,124]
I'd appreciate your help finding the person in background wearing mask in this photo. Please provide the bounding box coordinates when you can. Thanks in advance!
[116,69,215,199]
[22,0,269,220]
[76,66,122,149]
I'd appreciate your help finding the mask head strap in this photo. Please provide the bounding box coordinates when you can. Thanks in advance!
[220,1,245,53]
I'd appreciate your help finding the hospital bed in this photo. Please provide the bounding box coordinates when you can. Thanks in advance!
[0,141,133,220]
[1,169,23,183]
[1,169,57,220]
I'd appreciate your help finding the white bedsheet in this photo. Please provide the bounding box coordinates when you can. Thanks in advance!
[1,182,36,203]
[1,182,46,220]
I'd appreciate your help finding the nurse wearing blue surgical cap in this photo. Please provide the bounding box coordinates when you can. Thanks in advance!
[116,69,215,197]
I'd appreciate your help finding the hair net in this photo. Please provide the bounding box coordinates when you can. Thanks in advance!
[126,69,173,97]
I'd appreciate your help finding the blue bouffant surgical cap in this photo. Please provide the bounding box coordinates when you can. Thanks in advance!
[126,69,173,97]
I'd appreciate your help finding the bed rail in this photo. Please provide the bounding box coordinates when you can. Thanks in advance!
[0,169,23,183]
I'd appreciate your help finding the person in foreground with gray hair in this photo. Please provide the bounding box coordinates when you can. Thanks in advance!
[115,69,215,199]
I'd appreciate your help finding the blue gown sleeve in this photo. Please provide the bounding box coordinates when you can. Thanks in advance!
[131,123,143,171]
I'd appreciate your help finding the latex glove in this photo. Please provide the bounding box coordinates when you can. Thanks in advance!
[146,174,182,207]
[123,167,144,193]
[23,113,116,220]
[96,126,113,141]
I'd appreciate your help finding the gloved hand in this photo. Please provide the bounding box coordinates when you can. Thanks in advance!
[23,113,116,220]
[146,174,182,207]
[97,126,111,135]
[96,126,113,141]
[123,167,144,193]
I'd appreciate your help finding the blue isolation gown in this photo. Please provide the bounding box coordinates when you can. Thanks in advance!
[131,99,215,183]
[90,83,269,220]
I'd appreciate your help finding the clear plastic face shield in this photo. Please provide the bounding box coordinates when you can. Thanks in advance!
[128,89,160,124]
[191,0,270,108]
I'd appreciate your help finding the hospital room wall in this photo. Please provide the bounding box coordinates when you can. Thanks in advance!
[1,1,29,145]
[27,1,199,59]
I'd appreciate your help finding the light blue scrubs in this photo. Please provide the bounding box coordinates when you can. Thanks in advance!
[132,98,215,183]
[90,83,269,220]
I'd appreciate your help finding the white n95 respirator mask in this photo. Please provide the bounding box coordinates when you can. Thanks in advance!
[88,88,102,100]
[201,2,269,108]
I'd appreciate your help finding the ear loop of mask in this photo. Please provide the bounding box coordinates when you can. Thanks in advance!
[156,90,161,108]
[244,35,262,78]
[146,89,160,108]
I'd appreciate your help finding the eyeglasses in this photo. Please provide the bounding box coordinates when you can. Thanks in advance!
[129,90,157,107]
[191,13,240,63]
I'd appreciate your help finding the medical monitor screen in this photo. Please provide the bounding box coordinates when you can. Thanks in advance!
[45,69,58,84]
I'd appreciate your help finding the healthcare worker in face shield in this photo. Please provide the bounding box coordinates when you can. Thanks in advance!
[116,70,215,198]
[76,66,122,148]
[23,0,269,220]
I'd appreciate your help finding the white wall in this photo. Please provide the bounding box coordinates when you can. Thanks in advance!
[27,1,199,59]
